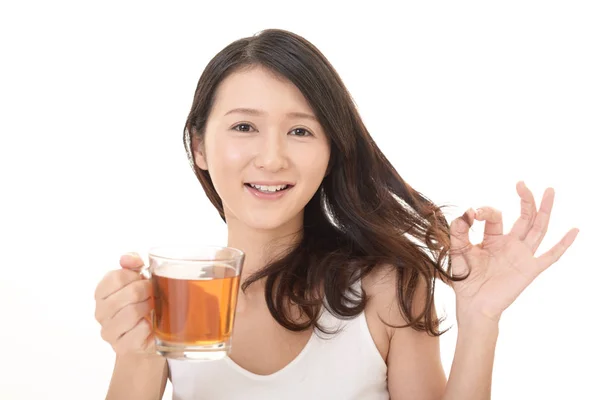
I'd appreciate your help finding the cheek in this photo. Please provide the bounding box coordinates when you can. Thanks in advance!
[207,137,248,168]
[203,138,250,201]
[299,144,330,179]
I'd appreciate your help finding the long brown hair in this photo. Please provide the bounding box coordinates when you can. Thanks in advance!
[183,29,464,336]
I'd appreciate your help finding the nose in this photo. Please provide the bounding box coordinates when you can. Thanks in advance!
[253,131,289,172]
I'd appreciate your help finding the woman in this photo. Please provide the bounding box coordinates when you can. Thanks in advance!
[94,29,579,399]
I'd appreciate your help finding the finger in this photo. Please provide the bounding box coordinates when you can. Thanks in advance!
[95,279,152,324]
[450,208,475,252]
[120,252,145,271]
[523,187,555,253]
[113,319,153,355]
[94,269,142,300]
[535,228,579,273]
[509,181,537,240]
[474,206,503,239]
[101,301,152,344]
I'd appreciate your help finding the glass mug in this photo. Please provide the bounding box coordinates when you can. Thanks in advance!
[142,245,245,361]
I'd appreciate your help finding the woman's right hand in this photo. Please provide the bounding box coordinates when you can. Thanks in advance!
[94,253,156,355]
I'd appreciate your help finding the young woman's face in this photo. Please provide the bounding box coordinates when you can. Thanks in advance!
[195,66,330,231]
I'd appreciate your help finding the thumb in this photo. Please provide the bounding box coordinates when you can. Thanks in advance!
[119,252,145,271]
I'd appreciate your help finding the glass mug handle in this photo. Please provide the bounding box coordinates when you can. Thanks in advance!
[133,254,153,326]
[139,263,151,280]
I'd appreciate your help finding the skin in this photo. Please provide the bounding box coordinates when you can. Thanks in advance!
[94,66,579,399]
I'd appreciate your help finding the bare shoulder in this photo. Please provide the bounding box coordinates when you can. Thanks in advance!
[362,264,433,330]
[363,265,446,398]
[362,265,406,330]
[361,265,413,361]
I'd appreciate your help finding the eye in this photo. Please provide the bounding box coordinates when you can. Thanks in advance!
[232,123,256,132]
[289,127,313,137]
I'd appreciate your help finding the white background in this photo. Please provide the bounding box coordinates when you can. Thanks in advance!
[1,1,598,399]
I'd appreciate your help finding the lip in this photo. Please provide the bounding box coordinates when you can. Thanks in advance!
[244,183,294,200]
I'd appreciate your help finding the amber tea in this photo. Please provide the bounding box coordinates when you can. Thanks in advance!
[147,246,244,361]
[152,264,240,346]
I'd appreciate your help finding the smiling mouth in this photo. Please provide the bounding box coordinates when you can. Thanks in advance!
[244,183,294,194]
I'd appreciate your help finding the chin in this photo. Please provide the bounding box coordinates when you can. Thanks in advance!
[244,216,293,232]
[240,209,303,233]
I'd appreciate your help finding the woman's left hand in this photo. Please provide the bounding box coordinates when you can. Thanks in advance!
[448,181,579,324]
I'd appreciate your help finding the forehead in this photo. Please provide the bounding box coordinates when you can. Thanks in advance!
[211,66,314,115]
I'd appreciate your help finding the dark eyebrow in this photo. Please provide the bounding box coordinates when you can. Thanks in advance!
[224,108,317,122]
[287,111,318,122]
[224,108,264,117]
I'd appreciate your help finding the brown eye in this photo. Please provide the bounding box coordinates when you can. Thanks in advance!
[233,123,255,132]
[289,128,312,137]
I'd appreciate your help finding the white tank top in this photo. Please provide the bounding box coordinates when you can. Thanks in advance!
[167,308,389,399]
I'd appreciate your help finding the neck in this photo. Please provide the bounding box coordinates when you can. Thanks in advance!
[226,215,303,282]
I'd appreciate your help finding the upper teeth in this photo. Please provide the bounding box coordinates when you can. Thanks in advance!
[250,184,288,192]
